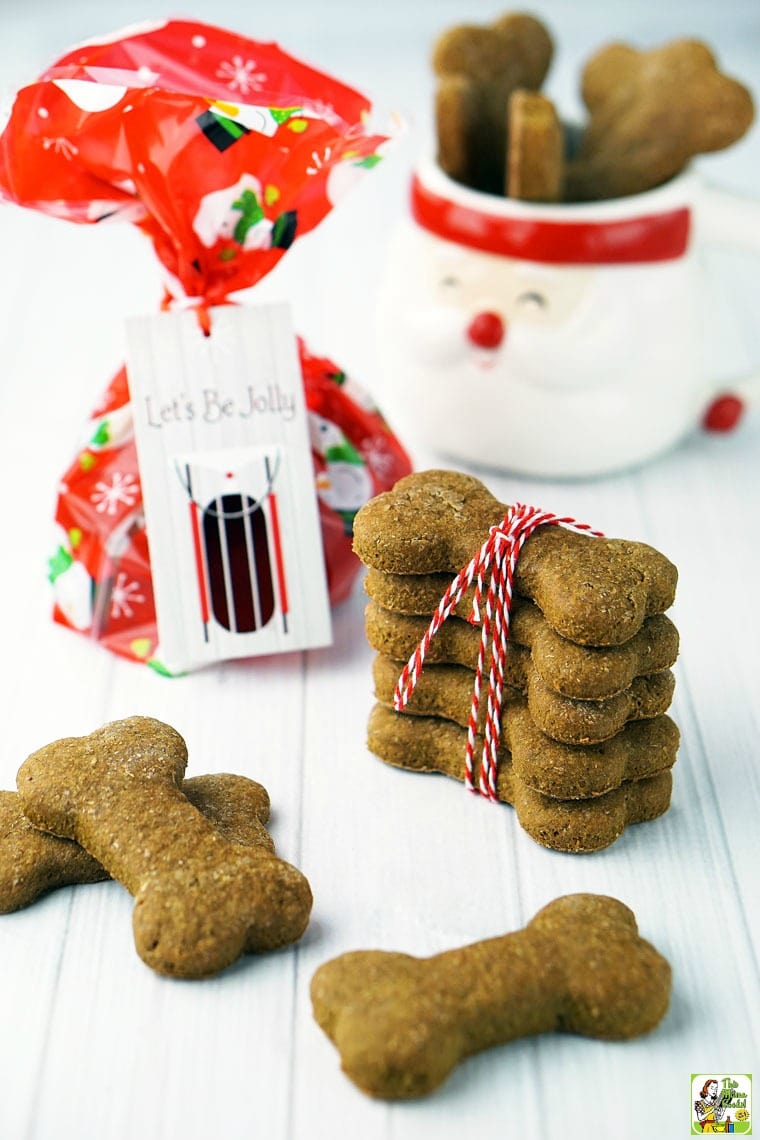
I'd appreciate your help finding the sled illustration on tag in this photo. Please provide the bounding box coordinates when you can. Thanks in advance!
[174,448,288,642]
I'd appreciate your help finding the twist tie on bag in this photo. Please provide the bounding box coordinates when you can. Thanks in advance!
[394,505,604,801]
[0,19,397,312]
[160,288,223,337]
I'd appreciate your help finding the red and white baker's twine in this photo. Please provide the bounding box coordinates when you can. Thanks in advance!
[393,505,604,802]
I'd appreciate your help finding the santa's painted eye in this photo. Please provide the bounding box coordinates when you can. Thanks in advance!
[517,290,547,308]
[440,275,461,288]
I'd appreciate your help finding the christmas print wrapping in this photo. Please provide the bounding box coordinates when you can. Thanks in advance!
[0,18,412,670]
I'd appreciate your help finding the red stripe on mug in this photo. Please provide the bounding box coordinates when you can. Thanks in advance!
[411,176,691,264]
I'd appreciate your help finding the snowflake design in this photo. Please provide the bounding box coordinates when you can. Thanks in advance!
[361,437,399,481]
[306,99,339,125]
[110,572,145,620]
[216,56,267,95]
[91,472,139,516]
[42,136,78,160]
[306,146,332,175]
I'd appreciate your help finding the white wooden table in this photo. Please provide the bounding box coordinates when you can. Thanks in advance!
[1,2,758,1137]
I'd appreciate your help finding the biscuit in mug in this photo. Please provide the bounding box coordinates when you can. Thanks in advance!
[433,12,553,193]
[507,89,564,201]
[566,38,755,200]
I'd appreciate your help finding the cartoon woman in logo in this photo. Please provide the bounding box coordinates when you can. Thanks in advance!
[694,1079,732,1132]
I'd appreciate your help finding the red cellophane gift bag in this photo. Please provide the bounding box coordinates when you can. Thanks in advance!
[0,19,411,671]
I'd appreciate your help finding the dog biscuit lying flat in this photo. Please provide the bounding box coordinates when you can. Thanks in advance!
[433,12,553,193]
[17,717,312,978]
[312,893,671,1099]
[0,774,273,915]
[507,89,564,201]
[565,38,754,200]
[353,471,677,646]
[365,597,679,700]
[368,704,674,849]
[372,653,675,746]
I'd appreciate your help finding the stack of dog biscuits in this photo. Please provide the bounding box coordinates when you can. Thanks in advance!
[353,470,680,853]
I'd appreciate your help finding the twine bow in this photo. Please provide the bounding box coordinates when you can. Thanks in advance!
[393,504,604,802]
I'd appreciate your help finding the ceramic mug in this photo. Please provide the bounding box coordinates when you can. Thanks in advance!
[376,158,760,477]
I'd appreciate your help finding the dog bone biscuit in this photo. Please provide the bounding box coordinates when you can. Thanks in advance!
[16,717,312,977]
[433,13,553,82]
[433,12,553,192]
[365,598,679,700]
[507,89,564,201]
[365,567,477,616]
[353,471,678,645]
[372,652,675,746]
[371,686,678,800]
[435,76,478,186]
[368,704,674,843]
[311,893,671,1099]
[565,39,755,200]
[0,774,273,915]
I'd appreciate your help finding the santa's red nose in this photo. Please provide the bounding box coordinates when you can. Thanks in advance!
[467,311,505,349]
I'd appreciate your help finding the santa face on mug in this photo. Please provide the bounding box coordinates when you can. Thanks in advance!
[376,165,749,478]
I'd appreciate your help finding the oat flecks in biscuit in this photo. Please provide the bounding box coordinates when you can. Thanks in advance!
[353,471,677,646]
[432,12,553,192]
[365,597,679,700]
[566,38,755,200]
[372,652,675,746]
[311,893,671,1099]
[0,774,273,915]
[0,789,107,912]
[370,687,679,800]
[16,717,312,978]
[507,89,564,201]
[368,704,674,845]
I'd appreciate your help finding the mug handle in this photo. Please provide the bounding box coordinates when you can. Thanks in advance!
[694,182,760,431]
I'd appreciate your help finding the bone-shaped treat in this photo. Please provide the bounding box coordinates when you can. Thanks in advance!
[311,893,671,1099]
[0,774,273,915]
[372,652,675,746]
[368,704,674,846]
[365,592,680,700]
[433,13,553,193]
[565,39,755,201]
[353,471,677,646]
[433,12,553,84]
[434,76,478,187]
[507,89,564,201]
[16,717,312,978]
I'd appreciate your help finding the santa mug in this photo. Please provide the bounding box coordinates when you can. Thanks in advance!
[376,157,760,477]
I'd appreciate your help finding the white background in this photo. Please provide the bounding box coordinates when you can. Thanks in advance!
[0,2,758,1138]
